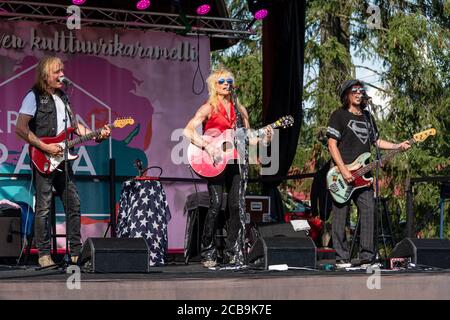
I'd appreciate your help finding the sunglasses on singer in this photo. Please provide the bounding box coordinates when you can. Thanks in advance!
[217,78,234,85]
[351,87,365,93]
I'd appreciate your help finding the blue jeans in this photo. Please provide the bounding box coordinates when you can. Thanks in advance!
[33,164,81,257]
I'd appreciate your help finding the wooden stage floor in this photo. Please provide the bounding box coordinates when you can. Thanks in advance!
[0,260,449,300]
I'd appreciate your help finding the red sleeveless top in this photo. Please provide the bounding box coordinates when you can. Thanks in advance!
[203,101,236,135]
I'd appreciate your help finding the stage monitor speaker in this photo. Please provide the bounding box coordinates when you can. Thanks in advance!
[0,216,21,258]
[79,237,150,273]
[247,223,316,269]
[390,238,450,269]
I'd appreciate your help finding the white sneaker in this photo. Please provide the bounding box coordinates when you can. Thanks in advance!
[201,259,217,268]
[335,260,352,269]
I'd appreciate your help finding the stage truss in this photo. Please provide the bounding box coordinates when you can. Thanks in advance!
[0,1,253,40]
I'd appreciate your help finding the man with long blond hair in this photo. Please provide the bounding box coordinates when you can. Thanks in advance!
[16,56,111,268]
[184,68,272,268]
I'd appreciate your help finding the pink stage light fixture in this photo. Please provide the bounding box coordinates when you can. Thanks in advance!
[196,4,211,16]
[254,8,268,20]
[72,0,86,5]
[248,0,269,20]
[136,0,151,11]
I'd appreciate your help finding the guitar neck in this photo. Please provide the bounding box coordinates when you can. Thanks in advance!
[252,122,279,138]
[355,138,415,177]
[67,124,113,149]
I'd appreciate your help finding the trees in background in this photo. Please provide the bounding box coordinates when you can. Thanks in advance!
[214,0,450,238]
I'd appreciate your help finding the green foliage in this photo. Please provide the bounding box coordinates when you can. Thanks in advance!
[212,54,263,126]
[213,0,450,238]
[305,0,450,238]
[211,0,264,127]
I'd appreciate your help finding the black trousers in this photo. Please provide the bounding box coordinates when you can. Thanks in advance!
[331,187,375,261]
[33,164,81,257]
[201,164,241,261]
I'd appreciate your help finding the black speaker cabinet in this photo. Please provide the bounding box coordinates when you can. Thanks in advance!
[79,237,150,273]
[0,216,21,257]
[390,238,450,269]
[248,223,316,269]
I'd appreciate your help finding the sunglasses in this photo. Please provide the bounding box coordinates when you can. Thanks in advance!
[351,87,365,93]
[217,78,234,85]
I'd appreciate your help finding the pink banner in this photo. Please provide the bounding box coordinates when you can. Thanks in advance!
[0,21,210,250]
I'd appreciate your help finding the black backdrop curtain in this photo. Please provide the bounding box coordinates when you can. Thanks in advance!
[262,0,306,221]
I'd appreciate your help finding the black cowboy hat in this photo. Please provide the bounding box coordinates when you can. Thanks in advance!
[339,79,366,102]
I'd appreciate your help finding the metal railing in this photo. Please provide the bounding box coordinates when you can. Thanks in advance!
[0,1,253,40]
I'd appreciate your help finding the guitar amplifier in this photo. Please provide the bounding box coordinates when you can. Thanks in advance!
[0,208,22,257]
[245,196,271,225]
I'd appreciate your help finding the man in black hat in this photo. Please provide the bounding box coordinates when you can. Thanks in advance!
[326,79,411,268]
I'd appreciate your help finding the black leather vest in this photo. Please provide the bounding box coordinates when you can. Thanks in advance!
[28,87,75,138]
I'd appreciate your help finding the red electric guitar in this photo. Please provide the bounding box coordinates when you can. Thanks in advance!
[29,117,134,175]
[187,116,294,178]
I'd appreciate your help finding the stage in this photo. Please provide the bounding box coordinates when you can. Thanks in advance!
[0,258,449,300]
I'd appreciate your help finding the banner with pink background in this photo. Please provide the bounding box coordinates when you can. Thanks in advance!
[0,21,210,250]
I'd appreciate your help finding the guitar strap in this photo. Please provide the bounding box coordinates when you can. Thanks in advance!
[362,109,377,145]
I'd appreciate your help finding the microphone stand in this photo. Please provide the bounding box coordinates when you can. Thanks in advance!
[230,87,249,266]
[363,98,386,263]
[61,85,72,269]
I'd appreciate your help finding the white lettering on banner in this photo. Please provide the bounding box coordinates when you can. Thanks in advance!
[0,109,3,134]
[72,146,96,175]
[14,145,31,174]
[0,143,7,165]
[10,144,99,175]
[75,114,92,131]
[8,111,18,134]
[0,33,25,50]
[24,28,197,61]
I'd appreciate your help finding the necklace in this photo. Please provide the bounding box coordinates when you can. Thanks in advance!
[349,109,362,116]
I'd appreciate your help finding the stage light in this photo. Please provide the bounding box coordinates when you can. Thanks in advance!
[72,0,86,5]
[136,0,150,11]
[196,2,211,16]
[247,0,269,20]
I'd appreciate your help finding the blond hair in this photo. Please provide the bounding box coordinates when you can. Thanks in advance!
[206,68,237,113]
[34,56,63,94]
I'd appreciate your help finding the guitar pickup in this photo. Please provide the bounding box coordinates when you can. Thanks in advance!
[329,183,339,193]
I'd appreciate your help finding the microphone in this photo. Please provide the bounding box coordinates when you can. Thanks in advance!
[362,91,372,102]
[58,76,72,86]
[134,159,144,176]
[361,92,372,108]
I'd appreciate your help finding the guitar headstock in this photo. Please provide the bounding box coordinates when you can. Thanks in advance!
[413,128,436,142]
[272,115,294,129]
[113,117,135,128]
